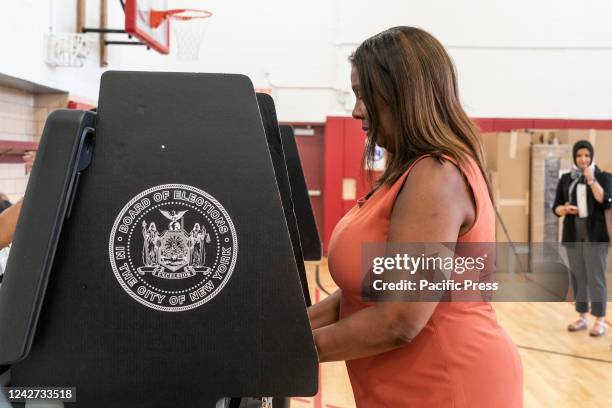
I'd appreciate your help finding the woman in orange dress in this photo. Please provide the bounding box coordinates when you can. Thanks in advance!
[308,27,523,407]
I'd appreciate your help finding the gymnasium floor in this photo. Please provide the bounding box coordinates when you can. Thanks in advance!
[296,260,612,408]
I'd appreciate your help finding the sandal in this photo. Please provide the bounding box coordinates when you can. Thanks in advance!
[567,318,588,332]
[589,320,607,337]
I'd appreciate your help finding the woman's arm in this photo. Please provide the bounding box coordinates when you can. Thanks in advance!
[553,175,568,216]
[0,199,22,249]
[603,173,612,209]
[589,180,604,204]
[552,175,580,216]
[0,153,36,248]
[308,289,342,330]
[313,157,475,362]
[584,167,605,203]
[554,205,565,216]
[555,203,578,217]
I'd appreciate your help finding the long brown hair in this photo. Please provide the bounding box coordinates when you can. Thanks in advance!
[349,26,491,197]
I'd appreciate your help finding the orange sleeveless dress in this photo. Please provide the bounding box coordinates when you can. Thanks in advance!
[327,155,523,407]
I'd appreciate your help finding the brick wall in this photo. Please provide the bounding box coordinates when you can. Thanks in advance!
[0,85,68,203]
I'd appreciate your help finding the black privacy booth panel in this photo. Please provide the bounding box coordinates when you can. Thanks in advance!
[0,72,318,407]
[278,125,321,261]
[255,94,311,306]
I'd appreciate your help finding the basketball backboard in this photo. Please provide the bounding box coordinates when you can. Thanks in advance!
[125,0,170,54]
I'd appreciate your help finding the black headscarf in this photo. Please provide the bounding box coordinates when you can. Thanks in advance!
[572,140,594,166]
[569,140,597,204]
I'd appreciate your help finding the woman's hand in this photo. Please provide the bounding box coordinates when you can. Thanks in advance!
[583,166,594,183]
[23,151,36,174]
[555,202,578,216]
[565,203,579,215]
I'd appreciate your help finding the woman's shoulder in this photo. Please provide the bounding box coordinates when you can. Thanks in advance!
[389,154,477,204]
[398,155,463,184]
[558,171,571,182]
[596,167,611,177]
[397,156,470,205]
[595,168,612,188]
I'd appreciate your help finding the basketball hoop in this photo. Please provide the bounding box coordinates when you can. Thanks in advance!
[151,9,212,61]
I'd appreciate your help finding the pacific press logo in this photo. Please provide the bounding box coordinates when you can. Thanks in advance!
[109,184,238,312]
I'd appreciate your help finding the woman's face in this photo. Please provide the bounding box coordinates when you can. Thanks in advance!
[575,148,592,169]
[351,66,394,151]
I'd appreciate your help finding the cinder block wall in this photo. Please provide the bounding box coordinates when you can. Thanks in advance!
[0,85,68,203]
[0,85,36,143]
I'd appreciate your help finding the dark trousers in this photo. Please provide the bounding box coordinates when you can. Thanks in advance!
[566,218,608,317]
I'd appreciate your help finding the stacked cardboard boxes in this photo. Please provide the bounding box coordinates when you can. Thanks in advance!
[480,132,531,242]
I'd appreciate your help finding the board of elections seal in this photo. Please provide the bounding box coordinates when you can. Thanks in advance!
[109,184,238,312]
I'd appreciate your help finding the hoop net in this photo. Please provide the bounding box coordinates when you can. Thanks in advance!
[163,9,212,61]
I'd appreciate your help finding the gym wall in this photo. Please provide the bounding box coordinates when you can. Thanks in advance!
[3,1,612,122]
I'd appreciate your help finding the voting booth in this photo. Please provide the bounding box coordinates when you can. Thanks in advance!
[0,72,319,407]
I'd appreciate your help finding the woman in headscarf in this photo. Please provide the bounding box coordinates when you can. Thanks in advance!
[553,140,612,337]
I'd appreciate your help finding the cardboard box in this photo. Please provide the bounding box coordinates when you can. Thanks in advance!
[481,131,531,199]
[530,144,571,242]
[490,171,529,242]
[554,129,597,146]
[527,129,557,145]
[481,132,531,242]
[496,205,530,243]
